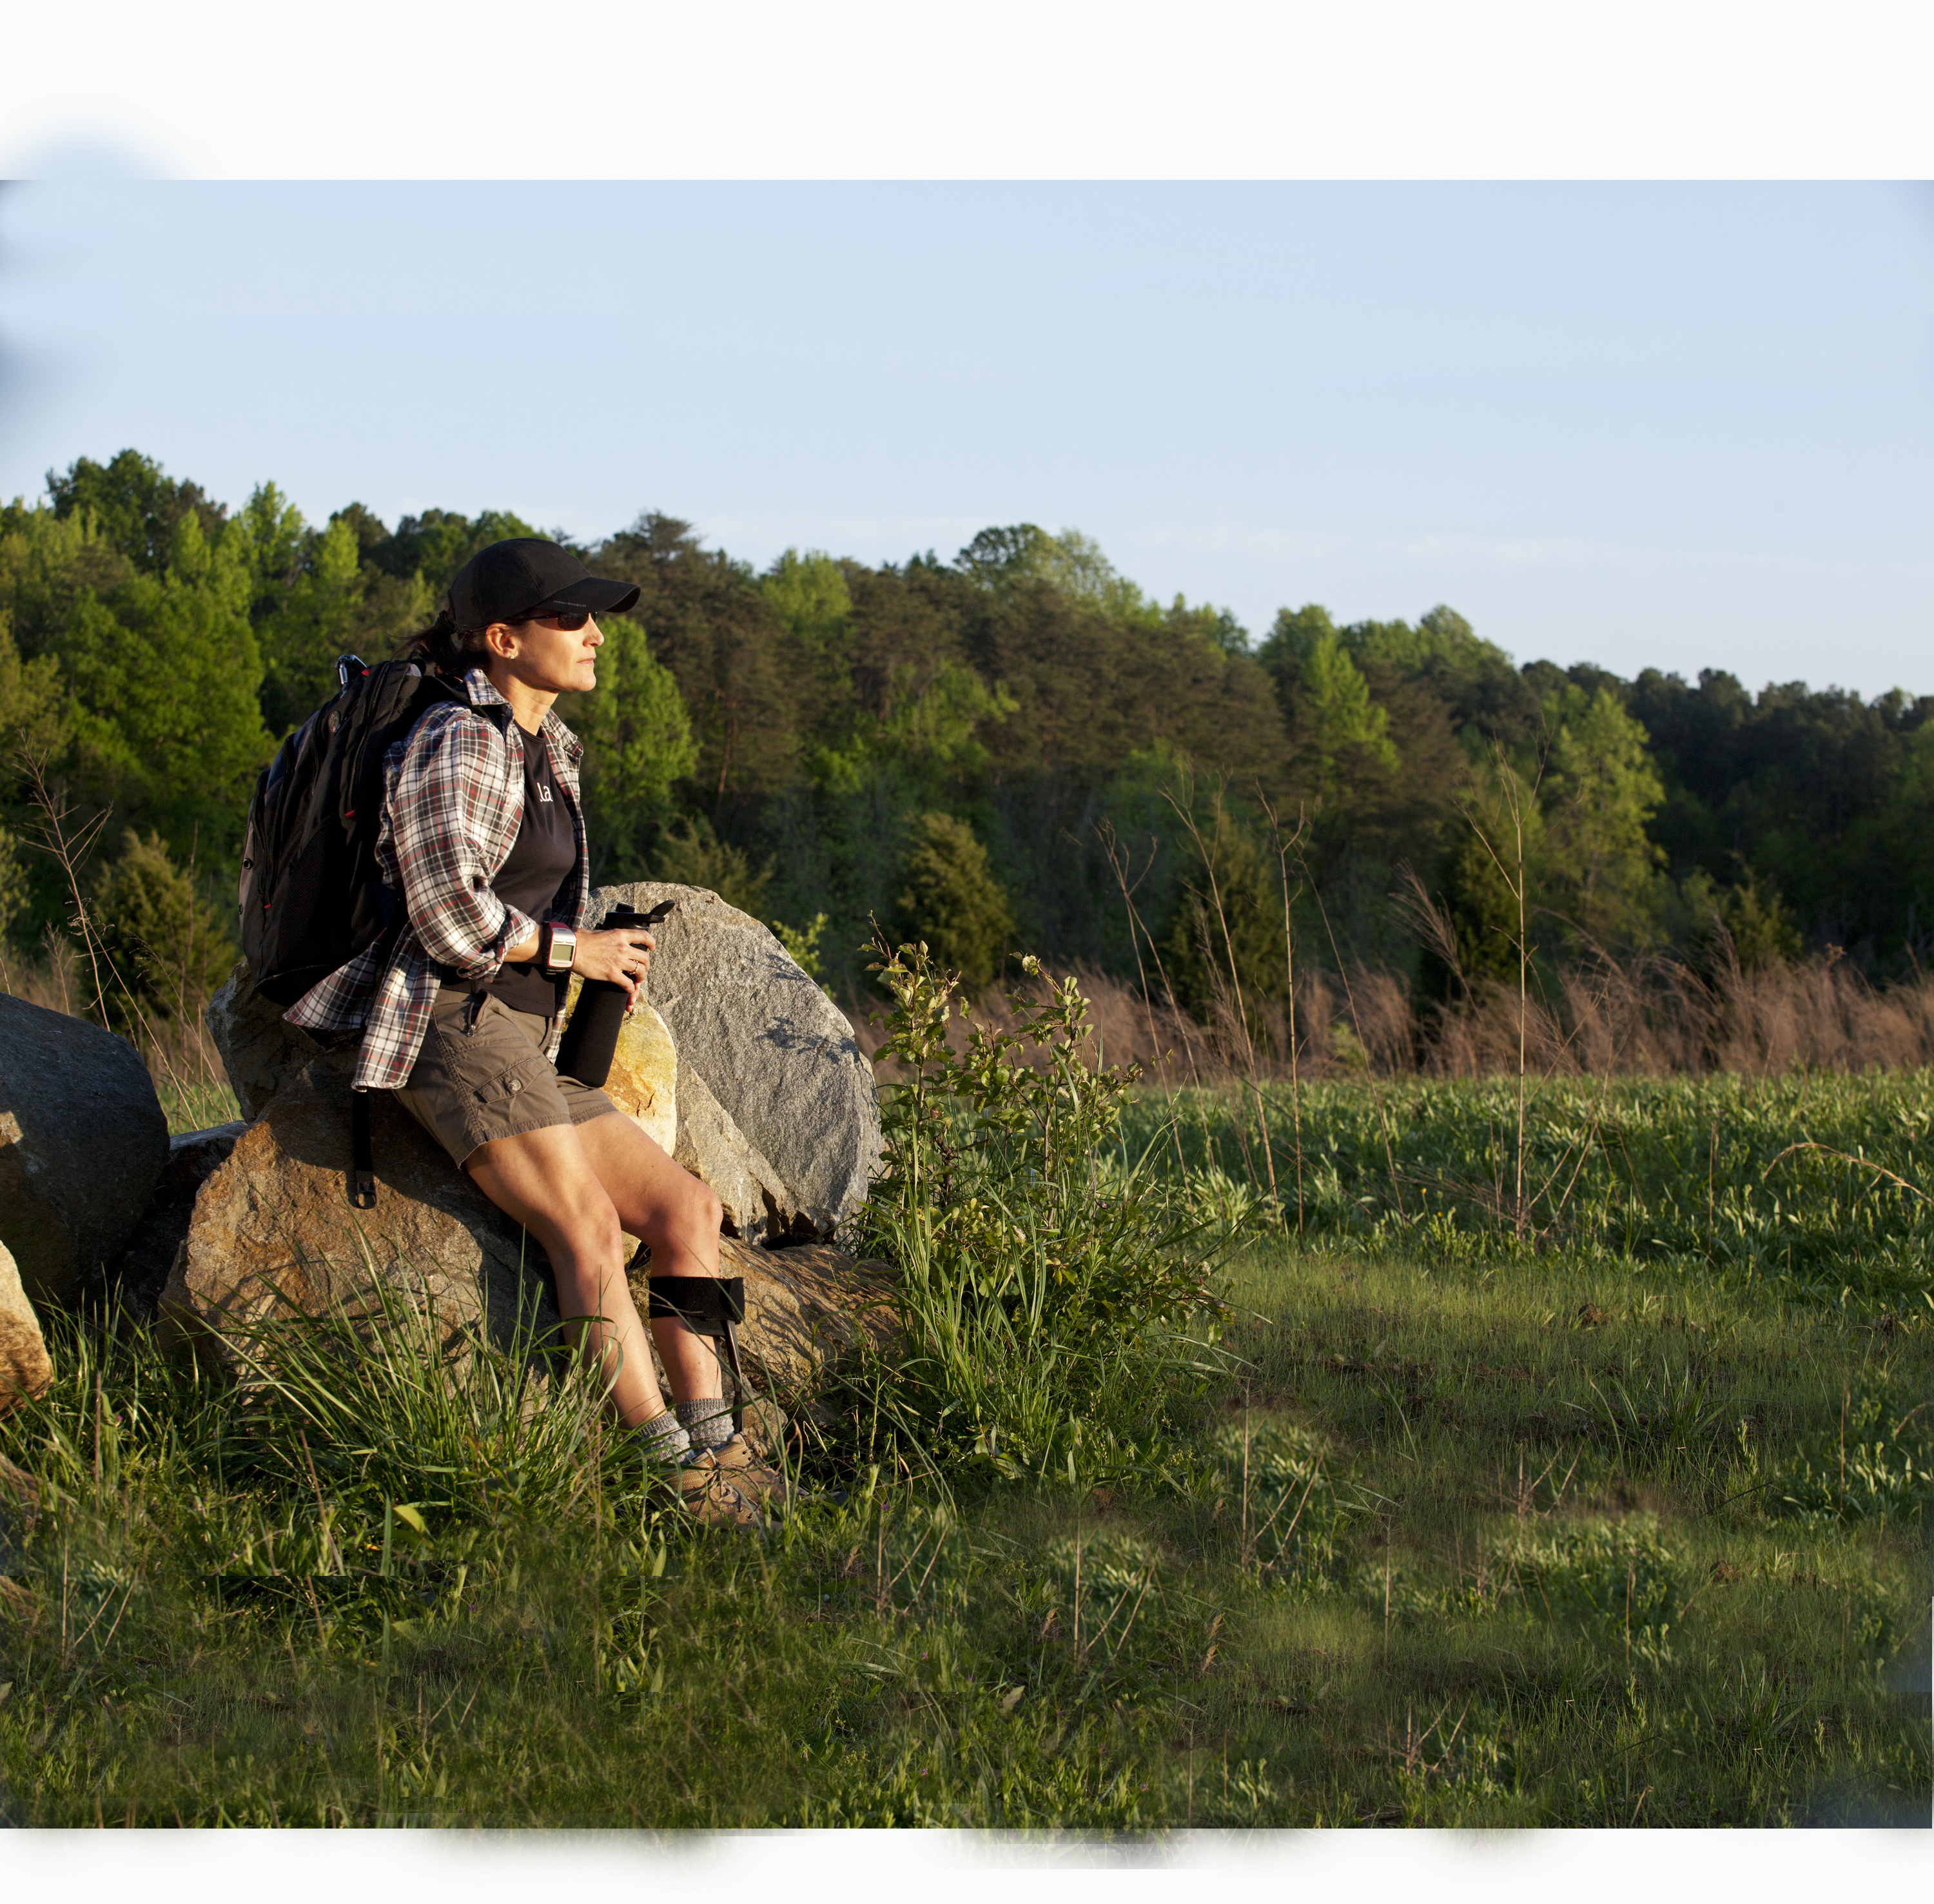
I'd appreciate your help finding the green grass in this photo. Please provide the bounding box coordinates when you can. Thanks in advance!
[1,1074,1927,1827]
[1125,1070,1934,1318]
[157,1078,242,1135]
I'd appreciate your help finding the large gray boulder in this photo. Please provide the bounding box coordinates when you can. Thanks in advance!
[596,881,882,1239]
[0,994,168,1308]
[161,1061,556,1370]
[162,1059,897,1406]
[108,1120,250,1317]
[675,1057,792,1245]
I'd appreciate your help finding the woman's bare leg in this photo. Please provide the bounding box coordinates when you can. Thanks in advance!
[464,1115,728,1424]
[574,1111,727,1404]
[465,1123,666,1428]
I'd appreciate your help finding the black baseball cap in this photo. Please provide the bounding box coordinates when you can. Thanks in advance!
[447,538,641,630]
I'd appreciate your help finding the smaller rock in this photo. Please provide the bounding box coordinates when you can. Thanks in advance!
[562,981,678,1155]
[105,1122,251,1317]
[1,993,170,1308]
[0,1239,53,1417]
[674,1060,793,1244]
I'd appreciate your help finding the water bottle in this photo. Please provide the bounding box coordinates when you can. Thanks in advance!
[554,901,670,1087]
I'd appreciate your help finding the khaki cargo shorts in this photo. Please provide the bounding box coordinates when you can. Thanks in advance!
[395,988,621,1169]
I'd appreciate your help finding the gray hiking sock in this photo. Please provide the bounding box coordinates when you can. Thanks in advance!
[633,1409,691,1466]
[676,1397,735,1453]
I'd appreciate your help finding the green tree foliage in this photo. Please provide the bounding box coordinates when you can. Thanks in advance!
[250,503,372,736]
[760,546,854,705]
[895,812,1015,992]
[90,828,237,1029]
[1297,632,1399,807]
[1539,687,1667,947]
[1441,758,1547,986]
[15,445,1934,1013]
[1160,796,1289,1023]
[0,502,130,673]
[652,813,773,918]
[1258,605,1470,967]
[808,660,1017,800]
[1681,866,1804,974]
[362,506,541,604]
[0,611,70,763]
[48,508,273,859]
[556,614,698,881]
[1628,665,1934,961]
[46,448,227,574]
[0,825,28,943]
[594,514,800,820]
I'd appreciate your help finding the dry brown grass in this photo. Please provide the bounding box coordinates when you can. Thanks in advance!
[1421,950,1934,1079]
[0,932,228,1099]
[846,950,1934,1083]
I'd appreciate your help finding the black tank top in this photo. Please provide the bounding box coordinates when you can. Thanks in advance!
[479,723,579,1016]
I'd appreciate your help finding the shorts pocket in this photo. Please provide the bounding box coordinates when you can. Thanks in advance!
[440,998,550,1106]
[467,1061,542,1112]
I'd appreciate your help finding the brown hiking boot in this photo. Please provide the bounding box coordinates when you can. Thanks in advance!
[677,1447,766,1531]
[710,1433,795,1511]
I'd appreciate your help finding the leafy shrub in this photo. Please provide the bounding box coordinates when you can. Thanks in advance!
[849,935,1229,1482]
[1041,1531,1165,1614]
[1208,1420,1357,1580]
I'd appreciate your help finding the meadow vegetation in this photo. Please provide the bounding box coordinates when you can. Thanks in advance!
[1,963,1925,1829]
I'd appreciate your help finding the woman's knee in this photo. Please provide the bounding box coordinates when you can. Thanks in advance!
[544,1179,629,1274]
[683,1174,723,1243]
[650,1170,721,1255]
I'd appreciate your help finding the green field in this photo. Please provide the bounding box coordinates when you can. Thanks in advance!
[0,1074,1927,1827]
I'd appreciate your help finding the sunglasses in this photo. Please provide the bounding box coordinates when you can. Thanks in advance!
[522,608,594,631]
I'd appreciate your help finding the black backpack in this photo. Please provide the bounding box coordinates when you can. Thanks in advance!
[239,654,463,1009]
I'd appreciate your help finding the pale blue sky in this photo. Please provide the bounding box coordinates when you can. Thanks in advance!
[2,181,1929,696]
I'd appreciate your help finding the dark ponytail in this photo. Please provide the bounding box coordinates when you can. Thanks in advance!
[403,605,484,676]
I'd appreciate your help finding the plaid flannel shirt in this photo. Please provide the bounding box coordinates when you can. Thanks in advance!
[284,667,591,1091]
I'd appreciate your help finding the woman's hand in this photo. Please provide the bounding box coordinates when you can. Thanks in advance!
[571,926,656,1003]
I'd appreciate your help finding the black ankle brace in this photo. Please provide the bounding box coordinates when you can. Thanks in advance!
[645,1275,745,1336]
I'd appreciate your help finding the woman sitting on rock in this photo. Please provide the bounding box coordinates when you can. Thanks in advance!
[286,537,777,1528]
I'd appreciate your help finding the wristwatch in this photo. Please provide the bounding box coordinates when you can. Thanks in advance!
[538,922,577,976]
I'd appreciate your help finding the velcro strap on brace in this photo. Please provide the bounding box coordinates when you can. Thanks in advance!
[646,1275,745,1333]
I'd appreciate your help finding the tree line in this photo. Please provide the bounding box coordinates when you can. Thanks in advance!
[3,447,1930,1031]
